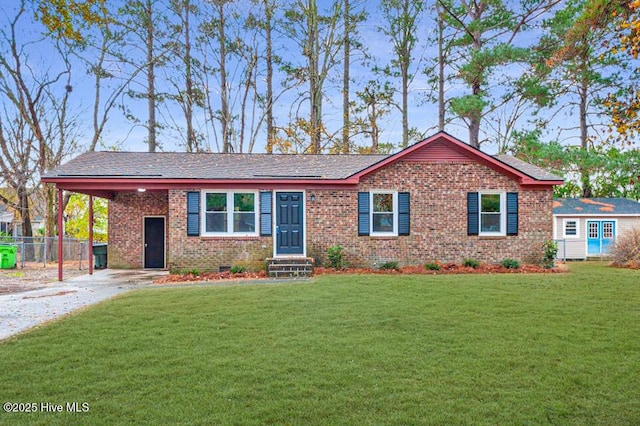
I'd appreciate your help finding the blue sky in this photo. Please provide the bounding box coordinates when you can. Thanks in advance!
[0,0,631,159]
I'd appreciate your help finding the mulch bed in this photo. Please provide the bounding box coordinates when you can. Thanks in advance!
[155,270,267,284]
[316,263,567,275]
[154,262,567,284]
[610,261,640,270]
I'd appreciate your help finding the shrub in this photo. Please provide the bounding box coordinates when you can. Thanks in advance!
[188,269,200,276]
[230,265,247,274]
[379,261,400,271]
[327,245,346,269]
[611,227,640,267]
[543,239,558,269]
[462,258,480,269]
[500,258,521,269]
[424,262,441,271]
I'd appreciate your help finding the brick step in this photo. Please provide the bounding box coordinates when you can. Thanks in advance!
[266,257,314,278]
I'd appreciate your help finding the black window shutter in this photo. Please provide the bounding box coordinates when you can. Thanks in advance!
[506,192,518,236]
[260,191,273,236]
[187,191,200,236]
[398,192,410,236]
[467,192,479,236]
[358,192,370,236]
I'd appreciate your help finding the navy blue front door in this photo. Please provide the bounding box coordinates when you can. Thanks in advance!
[276,192,304,255]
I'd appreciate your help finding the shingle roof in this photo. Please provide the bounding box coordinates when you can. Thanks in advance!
[43,151,389,180]
[44,150,562,183]
[494,155,564,181]
[553,198,640,215]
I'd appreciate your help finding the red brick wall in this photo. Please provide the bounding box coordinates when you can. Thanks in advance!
[307,160,553,266]
[167,190,272,272]
[107,159,554,270]
[108,192,169,268]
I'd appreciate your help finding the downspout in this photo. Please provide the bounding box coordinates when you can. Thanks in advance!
[89,195,94,275]
[57,188,63,281]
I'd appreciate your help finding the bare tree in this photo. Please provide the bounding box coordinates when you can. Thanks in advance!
[256,0,277,154]
[378,0,425,148]
[342,0,351,153]
[118,0,175,152]
[352,80,396,153]
[71,5,148,153]
[281,0,344,153]
[0,3,78,255]
[170,0,200,152]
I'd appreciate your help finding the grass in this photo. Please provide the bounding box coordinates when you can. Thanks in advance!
[0,262,638,425]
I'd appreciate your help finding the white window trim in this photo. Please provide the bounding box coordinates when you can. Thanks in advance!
[370,191,398,237]
[562,219,580,239]
[201,190,259,237]
[479,191,506,237]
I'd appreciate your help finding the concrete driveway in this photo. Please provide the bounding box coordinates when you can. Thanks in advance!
[0,269,167,341]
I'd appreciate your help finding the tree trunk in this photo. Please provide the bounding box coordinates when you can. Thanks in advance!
[469,113,481,148]
[370,102,379,153]
[265,0,275,154]
[468,28,482,149]
[342,0,350,154]
[579,71,593,197]
[184,0,196,152]
[145,0,157,152]
[437,3,445,132]
[218,2,230,153]
[308,0,321,153]
[401,62,409,148]
[45,184,58,260]
[17,185,35,261]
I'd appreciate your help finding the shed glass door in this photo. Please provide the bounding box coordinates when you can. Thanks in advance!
[587,220,615,256]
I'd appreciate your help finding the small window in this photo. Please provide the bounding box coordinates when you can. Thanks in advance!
[371,192,397,235]
[563,220,578,238]
[603,222,613,239]
[202,191,258,236]
[479,192,505,235]
[205,193,227,233]
[233,193,256,233]
[588,222,599,238]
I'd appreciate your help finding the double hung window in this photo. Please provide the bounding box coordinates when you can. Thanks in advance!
[203,191,257,236]
[372,192,396,235]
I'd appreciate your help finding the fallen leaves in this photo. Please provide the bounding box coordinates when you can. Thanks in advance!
[154,270,267,284]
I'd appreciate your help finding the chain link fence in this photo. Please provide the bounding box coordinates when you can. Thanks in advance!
[0,236,91,270]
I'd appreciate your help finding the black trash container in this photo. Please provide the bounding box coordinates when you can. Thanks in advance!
[93,243,108,269]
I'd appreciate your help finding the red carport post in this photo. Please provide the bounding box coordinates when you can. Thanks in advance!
[89,195,93,275]
[58,188,63,282]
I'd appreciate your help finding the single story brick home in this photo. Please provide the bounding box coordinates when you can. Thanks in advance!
[553,197,640,259]
[42,132,563,274]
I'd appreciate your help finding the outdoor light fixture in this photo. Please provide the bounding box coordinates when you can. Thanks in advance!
[137,188,146,193]
[310,194,316,202]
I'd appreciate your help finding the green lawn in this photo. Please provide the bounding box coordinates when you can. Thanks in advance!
[0,263,638,425]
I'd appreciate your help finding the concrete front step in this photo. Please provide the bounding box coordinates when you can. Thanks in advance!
[266,257,314,278]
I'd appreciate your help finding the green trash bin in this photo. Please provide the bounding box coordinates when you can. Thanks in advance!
[0,245,17,269]
[93,243,108,269]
